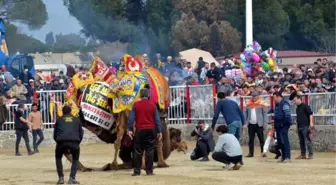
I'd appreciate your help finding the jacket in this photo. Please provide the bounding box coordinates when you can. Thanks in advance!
[14,110,29,130]
[191,124,215,151]
[274,99,292,128]
[53,114,84,143]
[244,98,269,127]
[212,99,245,129]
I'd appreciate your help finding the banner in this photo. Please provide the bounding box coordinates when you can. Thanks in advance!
[81,82,114,130]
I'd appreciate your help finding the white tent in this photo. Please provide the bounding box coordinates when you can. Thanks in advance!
[179,48,219,68]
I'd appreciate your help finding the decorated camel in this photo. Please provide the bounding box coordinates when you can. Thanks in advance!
[61,55,187,171]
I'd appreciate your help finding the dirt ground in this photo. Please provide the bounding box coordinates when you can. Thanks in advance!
[0,142,335,185]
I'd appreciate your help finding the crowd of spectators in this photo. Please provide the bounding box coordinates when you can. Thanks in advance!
[152,54,336,95]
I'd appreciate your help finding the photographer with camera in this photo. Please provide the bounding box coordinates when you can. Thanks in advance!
[190,121,214,161]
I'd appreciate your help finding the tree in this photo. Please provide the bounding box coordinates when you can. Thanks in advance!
[45,32,55,47]
[124,0,145,25]
[1,0,48,29]
[5,23,48,53]
[209,23,221,57]
[52,33,87,52]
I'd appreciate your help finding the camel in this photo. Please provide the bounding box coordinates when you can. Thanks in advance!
[61,55,187,171]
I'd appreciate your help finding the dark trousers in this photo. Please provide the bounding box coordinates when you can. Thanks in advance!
[55,142,80,179]
[15,130,32,154]
[248,124,265,155]
[269,142,281,157]
[276,126,291,160]
[298,126,313,156]
[190,140,209,160]
[32,129,44,151]
[133,129,156,175]
[212,152,242,165]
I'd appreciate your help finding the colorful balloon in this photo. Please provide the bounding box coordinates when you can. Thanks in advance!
[243,66,252,75]
[240,53,246,62]
[252,41,262,52]
[251,53,260,62]
[261,61,270,71]
[268,58,275,68]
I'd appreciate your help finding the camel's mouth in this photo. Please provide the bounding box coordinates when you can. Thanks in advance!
[176,141,188,154]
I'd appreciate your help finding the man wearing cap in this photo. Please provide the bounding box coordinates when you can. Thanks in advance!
[244,91,268,157]
[14,103,35,156]
[127,88,162,176]
[54,106,83,184]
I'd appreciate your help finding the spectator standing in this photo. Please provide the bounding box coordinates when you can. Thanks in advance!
[212,125,243,170]
[19,66,34,85]
[127,88,162,176]
[221,57,232,77]
[199,62,209,83]
[212,92,245,140]
[244,91,268,157]
[0,77,9,95]
[195,57,206,78]
[2,65,14,81]
[290,93,314,159]
[14,103,35,156]
[190,121,214,161]
[206,62,221,82]
[28,103,44,153]
[11,79,28,101]
[183,62,194,78]
[26,79,35,102]
[57,71,68,84]
[54,106,83,184]
[273,92,292,163]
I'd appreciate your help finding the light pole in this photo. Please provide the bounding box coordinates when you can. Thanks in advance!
[246,0,253,46]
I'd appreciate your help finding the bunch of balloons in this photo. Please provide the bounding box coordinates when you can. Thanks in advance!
[240,41,278,77]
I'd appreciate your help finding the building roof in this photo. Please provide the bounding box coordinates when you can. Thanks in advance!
[215,50,335,61]
[277,50,335,58]
[30,53,93,65]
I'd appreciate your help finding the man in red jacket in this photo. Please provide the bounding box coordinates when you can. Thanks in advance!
[127,88,162,176]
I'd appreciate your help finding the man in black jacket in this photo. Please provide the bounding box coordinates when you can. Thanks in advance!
[14,103,34,156]
[54,106,83,184]
[190,121,214,161]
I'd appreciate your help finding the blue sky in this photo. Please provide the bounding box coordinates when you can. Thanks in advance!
[17,0,83,43]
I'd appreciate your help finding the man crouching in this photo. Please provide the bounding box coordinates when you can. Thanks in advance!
[190,121,214,161]
[212,125,243,170]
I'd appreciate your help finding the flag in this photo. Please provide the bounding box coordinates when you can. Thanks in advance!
[0,18,9,56]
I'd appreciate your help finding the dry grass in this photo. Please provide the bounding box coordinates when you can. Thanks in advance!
[0,142,335,185]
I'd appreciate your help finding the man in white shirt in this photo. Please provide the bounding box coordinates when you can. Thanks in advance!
[212,125,243,170]
[244,91,269,157]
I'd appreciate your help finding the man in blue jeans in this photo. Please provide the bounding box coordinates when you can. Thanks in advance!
[273,92,292,163]
[212,92,245,140]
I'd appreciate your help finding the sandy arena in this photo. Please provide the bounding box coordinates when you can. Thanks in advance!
[0,142,335,185]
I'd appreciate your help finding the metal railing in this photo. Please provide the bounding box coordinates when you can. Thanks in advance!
[1,86,335,131]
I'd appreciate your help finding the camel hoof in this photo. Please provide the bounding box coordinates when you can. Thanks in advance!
[102,163,112,171]
[82,167,94,172]
[157,162,169,168]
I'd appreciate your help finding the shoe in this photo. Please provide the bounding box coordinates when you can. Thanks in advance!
[146,172,155,176]
[15,153,22,156]
[28,151,35,156]
[295,155,306,160]
[246,154,253,158]
[68,178,80,184]
[282,159,291,163]
[56,177,64,184]
[200,157,209,161]
[277,158,284,163]
[307,154,314,160]
[34,149,39,153]
[131,173,140,176]
[227,163,235,171]
[233,164,242,170]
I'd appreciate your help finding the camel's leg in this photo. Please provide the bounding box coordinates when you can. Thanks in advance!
[157,117,169,168]
[64,153,93,172]
[111,111,128,169]
[156,139,169,168]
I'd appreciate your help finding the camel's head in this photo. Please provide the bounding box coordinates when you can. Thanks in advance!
[169,127,188,154]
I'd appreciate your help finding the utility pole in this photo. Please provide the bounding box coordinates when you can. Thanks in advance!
[246,0,253,47]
